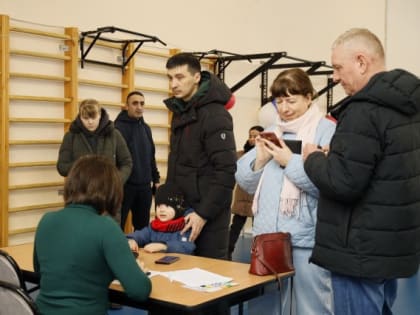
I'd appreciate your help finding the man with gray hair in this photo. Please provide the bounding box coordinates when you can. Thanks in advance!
[303,28,420,314]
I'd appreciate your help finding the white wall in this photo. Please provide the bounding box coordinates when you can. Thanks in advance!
[1,0,418,159]
[386,0,420,75]
[0,0,377,144]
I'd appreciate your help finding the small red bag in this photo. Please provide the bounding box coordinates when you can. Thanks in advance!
[249,232,295,280]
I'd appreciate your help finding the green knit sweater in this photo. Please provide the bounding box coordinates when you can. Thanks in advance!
[34,204,151,315]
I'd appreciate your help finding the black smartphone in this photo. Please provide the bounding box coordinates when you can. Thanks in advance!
[284,139,302,154]
[260,132,302,154]
[154,255,180,264]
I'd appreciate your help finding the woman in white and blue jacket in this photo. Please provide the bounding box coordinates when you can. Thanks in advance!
[236,69,336,315]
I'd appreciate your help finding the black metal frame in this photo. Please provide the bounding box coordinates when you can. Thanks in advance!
[192,50,339,110]
[79,26,166,72]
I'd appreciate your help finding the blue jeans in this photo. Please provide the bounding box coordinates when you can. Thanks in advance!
[332,273,397,315]
[250,247,334,315]
[281,247,333,315]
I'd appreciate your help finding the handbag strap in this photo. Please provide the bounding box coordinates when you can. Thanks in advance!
[256,253,281,283]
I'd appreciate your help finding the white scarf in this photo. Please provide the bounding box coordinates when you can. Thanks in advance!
[252,103,324,217]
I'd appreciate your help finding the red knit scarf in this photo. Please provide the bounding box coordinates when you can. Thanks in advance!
[150,217,185,232]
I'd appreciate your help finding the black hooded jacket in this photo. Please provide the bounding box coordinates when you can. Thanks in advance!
[115,111,160,186]
[164,71,237,258]
[304,69,420,279]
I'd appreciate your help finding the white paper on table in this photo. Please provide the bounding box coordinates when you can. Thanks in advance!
[156,267,232,287]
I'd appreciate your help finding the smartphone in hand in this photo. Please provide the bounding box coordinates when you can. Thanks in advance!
[260,132,281,147]
[283,139,302,154]
[260,132,302,154]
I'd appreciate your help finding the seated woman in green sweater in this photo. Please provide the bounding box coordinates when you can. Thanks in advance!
[34,155,151,315]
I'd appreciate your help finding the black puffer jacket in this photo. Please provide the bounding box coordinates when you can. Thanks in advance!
[304,69,420,279]
[164,71,237,258]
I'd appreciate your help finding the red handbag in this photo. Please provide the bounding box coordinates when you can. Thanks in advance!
[249,232,295,281]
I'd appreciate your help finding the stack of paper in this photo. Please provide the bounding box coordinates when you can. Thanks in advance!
[114,268,237,292]
[151,267,235,292]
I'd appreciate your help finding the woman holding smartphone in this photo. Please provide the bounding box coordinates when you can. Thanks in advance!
[235,68,335,315]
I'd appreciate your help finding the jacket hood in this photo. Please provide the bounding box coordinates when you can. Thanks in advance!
[198,71,232,107]
[70,108,113,135]
[115,109,145,124]
[351,69,420,116]
[164,71,232,113]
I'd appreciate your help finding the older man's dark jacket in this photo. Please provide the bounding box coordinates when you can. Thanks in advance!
[305,69,420,279]
[164,71,237,259]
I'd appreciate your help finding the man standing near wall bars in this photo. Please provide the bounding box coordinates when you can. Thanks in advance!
[164,52,237,260]
[115,91,160,231]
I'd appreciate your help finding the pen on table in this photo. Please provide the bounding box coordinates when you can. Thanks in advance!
[201,282,224,288]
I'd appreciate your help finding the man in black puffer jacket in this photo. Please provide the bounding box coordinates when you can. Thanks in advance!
[304,28,420,315]
[164,53,237,260]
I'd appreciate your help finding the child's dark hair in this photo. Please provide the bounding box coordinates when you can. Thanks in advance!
[250,125,264,133]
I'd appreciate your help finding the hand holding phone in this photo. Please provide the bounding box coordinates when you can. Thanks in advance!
[154,255,180,264]
[259,132,281,147]
[260,132,302,154]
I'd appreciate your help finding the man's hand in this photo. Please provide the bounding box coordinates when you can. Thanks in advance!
[181,212,207,242]
[303,143,329,161]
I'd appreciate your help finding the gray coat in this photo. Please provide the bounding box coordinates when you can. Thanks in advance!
[57,109,132,183]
